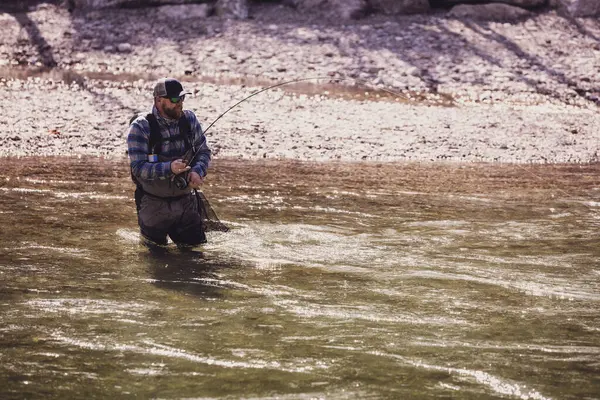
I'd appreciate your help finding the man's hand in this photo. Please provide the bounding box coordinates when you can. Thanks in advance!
[171,159,191,175]
[188,171,204,189]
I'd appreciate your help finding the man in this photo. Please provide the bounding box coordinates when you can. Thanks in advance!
[127,77,212,247]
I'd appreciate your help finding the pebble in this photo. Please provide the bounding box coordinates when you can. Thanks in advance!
[117,43,132,53]
[0,4,598,163]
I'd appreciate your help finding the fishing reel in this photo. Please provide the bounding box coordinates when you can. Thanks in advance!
[174,173,189,190]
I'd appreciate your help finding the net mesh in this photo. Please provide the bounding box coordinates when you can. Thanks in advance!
[195,190,230,232]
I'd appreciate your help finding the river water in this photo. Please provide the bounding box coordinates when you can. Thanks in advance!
[1,157,599,399]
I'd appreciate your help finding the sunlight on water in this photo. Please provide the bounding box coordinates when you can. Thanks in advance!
[26,298,155,317]
[116,228,141,244]
[7,242,90,258]
[412,361,552,400]
[0,187,128,200]
[205,222,388,271]
[48,333,322,373]
[406,270,600,301]
[1,158,599,399]
[353,349,555,400]
[271,298,470,326]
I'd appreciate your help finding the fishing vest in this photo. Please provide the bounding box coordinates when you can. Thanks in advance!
[133,112,195,198]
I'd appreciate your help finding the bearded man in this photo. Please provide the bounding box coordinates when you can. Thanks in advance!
[127,78,211,247]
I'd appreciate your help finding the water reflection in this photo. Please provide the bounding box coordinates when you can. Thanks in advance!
[142,247,228,299]
[0,156,599,399]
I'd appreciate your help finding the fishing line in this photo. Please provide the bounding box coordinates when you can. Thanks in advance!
[183,76,598,211]
[185,75,410,163]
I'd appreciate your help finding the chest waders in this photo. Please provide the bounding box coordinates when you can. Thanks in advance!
[132,113,193,210]
[132,114,229,235]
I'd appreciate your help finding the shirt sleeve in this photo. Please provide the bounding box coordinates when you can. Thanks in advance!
[127,118,172,181]
[186,111,212,177]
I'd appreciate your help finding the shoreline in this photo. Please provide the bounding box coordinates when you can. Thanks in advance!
[1,74,598,163]
[0,3,599,163]
[5,156,600,204]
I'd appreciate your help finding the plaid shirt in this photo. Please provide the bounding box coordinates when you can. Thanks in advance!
[127,106,211,181]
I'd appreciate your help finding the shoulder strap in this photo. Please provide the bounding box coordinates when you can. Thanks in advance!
[178,114,193,151]
[146,113,192,155]
[146,113,162,154]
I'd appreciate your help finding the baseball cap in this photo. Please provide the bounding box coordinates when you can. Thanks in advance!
[153,78,191,98]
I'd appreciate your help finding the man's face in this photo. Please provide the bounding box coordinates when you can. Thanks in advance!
[157,96,184,120]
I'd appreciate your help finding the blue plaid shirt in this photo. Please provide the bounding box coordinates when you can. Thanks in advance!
[127,106,211,181]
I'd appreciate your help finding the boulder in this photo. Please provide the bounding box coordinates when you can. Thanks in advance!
[286,0,369,20]
[504,0,547,7]
[448,3,533,21]
[69,0,206,11]
[564,0,600,16]
[335,0,369,19]
[434,0,545,8]
[368,0,430,15]
[215,0,249,19]
[158,3,212,19]
[117,42,132,52]
[0,0,45,12]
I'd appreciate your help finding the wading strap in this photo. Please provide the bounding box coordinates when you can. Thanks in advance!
[146,113,162,154]
[178,116,193,152]
[146,113,193,155]
[136,114,194,197]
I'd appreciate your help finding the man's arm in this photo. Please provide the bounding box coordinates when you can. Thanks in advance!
[186,111,212,178]
[127,119,173,181]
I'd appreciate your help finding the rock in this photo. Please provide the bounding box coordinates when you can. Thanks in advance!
[448,3,533,21]
[369,0,430,15]
[435,0,545,8]
[70,0,205,10]
[504,0,547,7]
[334,0,369,19]
[564,0,600,17]
[157,3,212,19]
[293,27,320,42]
[290,0,369,20]
[117,43,132,53]
[215,0,249,19]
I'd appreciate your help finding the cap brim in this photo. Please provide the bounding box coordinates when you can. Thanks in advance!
[178,90,192,97]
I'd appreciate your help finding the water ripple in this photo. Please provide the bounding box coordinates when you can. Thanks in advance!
[274,299,469,326]
[26,298,156,317]
[352,348,552,400]
[49,333,325,374]
[0,187,128,200]
[405,270,600,301]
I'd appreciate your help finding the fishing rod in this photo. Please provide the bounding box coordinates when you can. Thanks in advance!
[176,76,598,210]
[175,75,410,189]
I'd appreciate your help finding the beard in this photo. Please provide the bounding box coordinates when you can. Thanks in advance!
[164,107,182,120]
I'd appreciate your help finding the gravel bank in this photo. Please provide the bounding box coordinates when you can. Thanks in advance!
[0,3,599,163]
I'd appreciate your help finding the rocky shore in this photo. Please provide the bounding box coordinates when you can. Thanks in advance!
[0,2,599,163]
